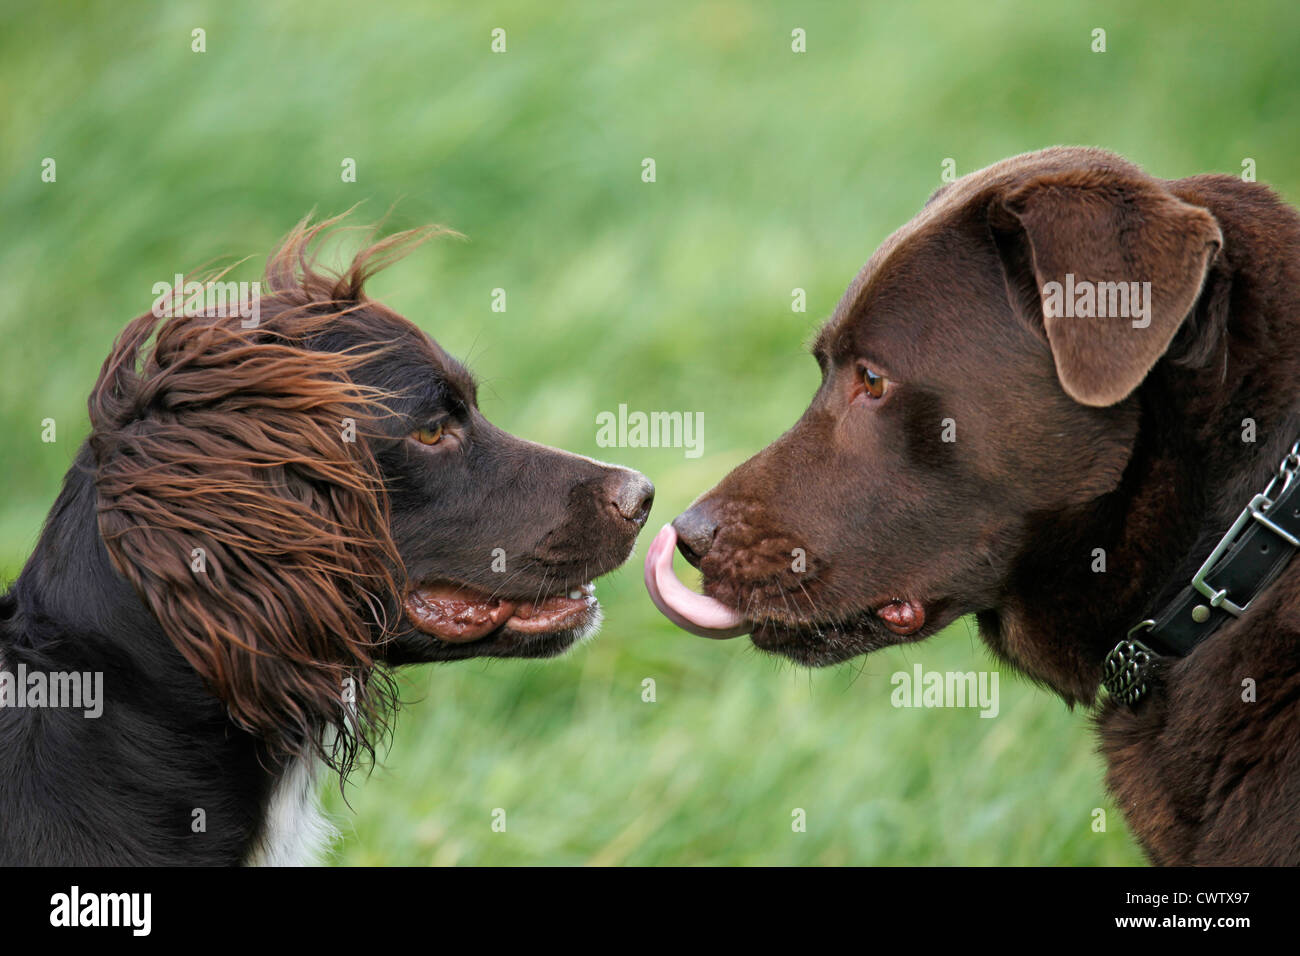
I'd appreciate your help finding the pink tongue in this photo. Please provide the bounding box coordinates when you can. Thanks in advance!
[643,525,749,639]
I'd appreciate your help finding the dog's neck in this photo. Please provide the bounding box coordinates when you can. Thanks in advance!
[17,446,171,657]
[985,197,1300,704]
[2,446,306,864]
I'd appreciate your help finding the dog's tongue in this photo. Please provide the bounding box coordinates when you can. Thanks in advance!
[644,525,750,639]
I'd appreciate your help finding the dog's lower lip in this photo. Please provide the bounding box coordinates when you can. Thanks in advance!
[875,598,926,635]
[505,590,596,634]
[750,599,925,636]
[403,582,596,643]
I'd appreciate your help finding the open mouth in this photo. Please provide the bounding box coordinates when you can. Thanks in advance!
[404,581,598,644]
[643,524,926,643]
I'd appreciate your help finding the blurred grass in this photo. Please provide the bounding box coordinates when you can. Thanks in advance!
[4,0,1298,864]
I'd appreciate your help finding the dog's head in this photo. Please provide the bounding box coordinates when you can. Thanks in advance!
[648,147,1222,673]
[90,217,652,769]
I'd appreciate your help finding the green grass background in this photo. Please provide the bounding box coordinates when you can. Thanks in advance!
[4,0,1299,865]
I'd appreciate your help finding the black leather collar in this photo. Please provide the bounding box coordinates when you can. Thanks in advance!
[1103,439,1300,705]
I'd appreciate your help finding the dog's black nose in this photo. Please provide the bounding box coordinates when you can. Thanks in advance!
[612,471,655,527]
[672,503,718,567]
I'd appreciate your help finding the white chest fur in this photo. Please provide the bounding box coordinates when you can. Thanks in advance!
[245,756,337,866]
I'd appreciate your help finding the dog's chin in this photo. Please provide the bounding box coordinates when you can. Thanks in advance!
[748,616,901,666]
[729,594,935,666]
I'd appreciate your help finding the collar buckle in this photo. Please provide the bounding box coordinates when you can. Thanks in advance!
[1191,439,1300,617]
[1189,493,1285,617]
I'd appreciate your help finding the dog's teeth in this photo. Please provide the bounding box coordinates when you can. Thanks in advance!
[568,589,583,600]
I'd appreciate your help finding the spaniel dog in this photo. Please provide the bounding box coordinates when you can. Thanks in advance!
[0,218,653,865]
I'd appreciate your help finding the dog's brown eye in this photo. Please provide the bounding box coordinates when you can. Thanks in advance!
[861,366,888,400]
[412,423,445,446]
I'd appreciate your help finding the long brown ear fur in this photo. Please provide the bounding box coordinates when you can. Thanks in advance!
[88,214,444,773]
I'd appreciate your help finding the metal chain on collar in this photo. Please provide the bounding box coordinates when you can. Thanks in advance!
[1102,626,1157,706]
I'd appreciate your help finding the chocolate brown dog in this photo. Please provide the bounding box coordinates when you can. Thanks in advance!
[646,147,1300,865]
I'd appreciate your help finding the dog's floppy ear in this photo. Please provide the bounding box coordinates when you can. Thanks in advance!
[87,219,439,773]
[89,306,400,772]
[989,170,1222,406]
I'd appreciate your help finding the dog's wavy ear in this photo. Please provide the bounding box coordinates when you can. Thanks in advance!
[86,220,437,774]
[989,169,1223,406]
[89,306,400,773]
